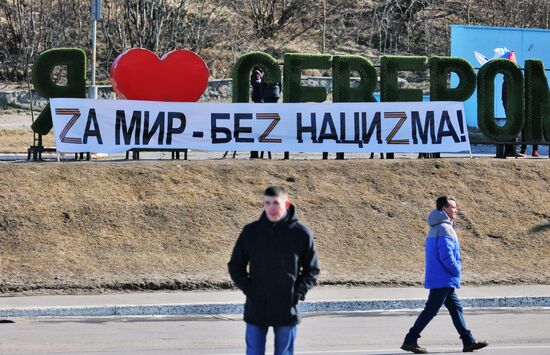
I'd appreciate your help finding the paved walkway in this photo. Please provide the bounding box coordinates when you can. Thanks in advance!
[1,285,549,318]
[1,151,488,161]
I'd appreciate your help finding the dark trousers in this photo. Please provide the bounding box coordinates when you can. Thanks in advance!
[404,288,475,345]
[520,144,539,153]
[246,323,297,355]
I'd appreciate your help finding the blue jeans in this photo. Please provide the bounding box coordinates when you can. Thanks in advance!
[246,323,297,355]
[404,288,475,345]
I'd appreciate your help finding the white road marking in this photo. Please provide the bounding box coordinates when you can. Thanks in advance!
[207,344,550,355]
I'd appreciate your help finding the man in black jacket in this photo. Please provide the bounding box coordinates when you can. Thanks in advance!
[228,186,320,355]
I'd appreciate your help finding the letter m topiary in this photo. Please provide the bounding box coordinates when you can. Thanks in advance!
[524,60,550,142]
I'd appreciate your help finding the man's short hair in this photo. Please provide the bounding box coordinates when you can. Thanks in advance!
[436,195,456,210]
[264,186,287,198]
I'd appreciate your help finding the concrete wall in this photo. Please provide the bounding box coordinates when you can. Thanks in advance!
[0,76,406,108]
[0,77,386,108]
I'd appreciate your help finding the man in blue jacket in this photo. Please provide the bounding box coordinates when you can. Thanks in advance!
[401,196,488,354]
[228,186,320,355]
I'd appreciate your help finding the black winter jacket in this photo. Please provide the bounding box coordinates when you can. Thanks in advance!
[228,205,320,326]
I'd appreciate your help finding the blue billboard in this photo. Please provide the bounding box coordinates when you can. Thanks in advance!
[450,25,550,127]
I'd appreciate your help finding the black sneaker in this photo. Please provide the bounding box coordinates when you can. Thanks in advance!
[401,342,428,354]
[463,341,489,352]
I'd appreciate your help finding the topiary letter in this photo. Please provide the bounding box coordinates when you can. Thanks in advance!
[332,55,377,103]
[428,57,476,102]
[477,59,523,142]
[31,48,87,135]
[283,53,331,103]
[524,59,550,142]
[380,56,427,102]
[231,51,281,103]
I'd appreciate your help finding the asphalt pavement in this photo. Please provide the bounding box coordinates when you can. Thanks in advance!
[1,285,550,318]
[1,308,549,354]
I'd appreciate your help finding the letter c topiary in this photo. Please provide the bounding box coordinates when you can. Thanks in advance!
[231,51,281,103]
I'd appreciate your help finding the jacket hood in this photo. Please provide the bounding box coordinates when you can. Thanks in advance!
[259,204,298,227]
[427,209,452,227]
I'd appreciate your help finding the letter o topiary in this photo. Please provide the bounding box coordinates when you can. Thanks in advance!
[429,57,476,102]
[31,48,87,135]
[477,59,524,142]
[283,53,331,103]
[524,59,550,142]
[231,51,281,103]
[332,55,377,103]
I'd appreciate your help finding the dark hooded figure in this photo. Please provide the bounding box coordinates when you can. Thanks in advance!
[228,186,320,355]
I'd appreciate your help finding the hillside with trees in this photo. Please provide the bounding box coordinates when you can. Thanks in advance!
[1,0,549,84]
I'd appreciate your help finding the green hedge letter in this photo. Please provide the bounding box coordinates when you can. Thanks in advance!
[332,55,377,103]
[428,57,476,101]
[31,48,87,135]
[524,59,550,142]
[231,51,281,103]
[477,59,524,142]
[283,53,331,103]
[380,56,427,102]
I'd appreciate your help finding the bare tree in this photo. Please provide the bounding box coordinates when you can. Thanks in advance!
[0,0,90,81]
[0,0,549,82]
[226,0,311,39]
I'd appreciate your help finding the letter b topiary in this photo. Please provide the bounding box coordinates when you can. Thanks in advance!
[332,55,377,103]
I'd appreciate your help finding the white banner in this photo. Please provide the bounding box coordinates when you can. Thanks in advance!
[50,98,471,154]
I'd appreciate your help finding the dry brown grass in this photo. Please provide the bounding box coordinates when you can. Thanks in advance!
[0,129,55,153]
[0,159,549,294]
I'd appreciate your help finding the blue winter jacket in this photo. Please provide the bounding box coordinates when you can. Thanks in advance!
[424,209,462,289]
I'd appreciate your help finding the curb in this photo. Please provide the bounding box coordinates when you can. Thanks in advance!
[1,296,549,318]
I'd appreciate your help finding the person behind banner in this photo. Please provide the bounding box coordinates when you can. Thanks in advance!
[228,186,320,355]
[250,68,282,159]
[261,73,282,159]
[400,196,488,354]
[251,68,265,104]
[250,67,282,104]
[262,81,281,104]
[501,80,539,157]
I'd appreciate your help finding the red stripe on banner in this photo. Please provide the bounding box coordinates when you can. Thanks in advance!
[387,140,409,145]
[56,109,80,114]
[385,112,409,145]
[258,113,282,143]
[56,108,82,144]
[384,115,406,119]
[256,114,280,118]
[59,115,80,139]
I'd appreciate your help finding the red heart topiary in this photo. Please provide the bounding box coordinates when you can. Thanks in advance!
[110,48,209,102]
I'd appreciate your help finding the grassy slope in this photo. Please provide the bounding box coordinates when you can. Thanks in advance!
[0,159,549,293]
